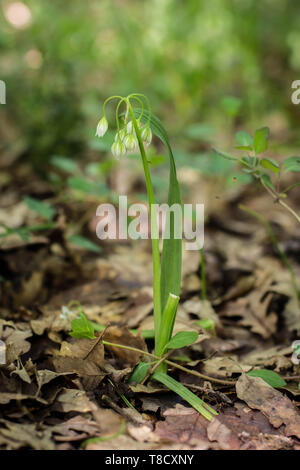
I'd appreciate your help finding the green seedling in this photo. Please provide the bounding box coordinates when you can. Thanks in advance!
[214,127,300,224]
[69,93,217,420]
[69,311,96,340]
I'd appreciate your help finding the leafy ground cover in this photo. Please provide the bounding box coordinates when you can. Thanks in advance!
[0,138,299,449]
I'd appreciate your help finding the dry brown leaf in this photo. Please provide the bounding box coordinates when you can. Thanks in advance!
[35,369,74,396]
[52,388,97,413]
[0,392,47,405]
[52,357,104,390]
[52,416,101,442]
[221,293,277,339]
[103,325,147,366]
[0,320,32,364]
[51,334,106,389]
[154,404,211,449]
[220,268,279,339]
[236,374,300,439]
[0,419,55,450]
[269,278,300,333]
[201,356,251,378]
[207,417,241,450]
[241,346,293,372]
[59,335,104,369]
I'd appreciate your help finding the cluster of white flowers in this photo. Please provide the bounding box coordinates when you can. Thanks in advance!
[95,116,152,160]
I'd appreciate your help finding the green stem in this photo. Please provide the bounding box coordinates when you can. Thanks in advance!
[129,93,152,125]
[155,293,179,367]
[127,100,162,346]
[102,95,123,116]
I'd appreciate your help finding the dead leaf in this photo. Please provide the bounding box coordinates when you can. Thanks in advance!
[0,419,55,450]
[52,388,97,413]
[207,417,241,450]
[236,374,300,439]
[52,416,101,442]
[220,269,278,338]
[0,320,32,364]
[154,404,211,449]
[201,356,251,378]
[103,325,147,366]
[51,334,106,390]
[59,335,104,369]
[241,346,293,372]
[52,357,105,390]
[35,369,74,396]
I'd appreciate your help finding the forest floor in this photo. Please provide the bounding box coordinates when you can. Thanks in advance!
[0,161,300,450]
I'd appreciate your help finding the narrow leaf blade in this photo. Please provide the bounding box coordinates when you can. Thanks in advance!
[153,371,217,420]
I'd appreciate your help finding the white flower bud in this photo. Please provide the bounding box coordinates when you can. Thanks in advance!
[111,141,126,159]
[141,126,152,146]
[95,116,108,138]
[124,134,138,152]
[114,128,126,142]
[126,121,133,134]
[126,120,141,135]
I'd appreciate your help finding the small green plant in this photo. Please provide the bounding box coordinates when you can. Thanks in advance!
[69,93,217,420]
[214,127,300,224]
[69,311,96,340]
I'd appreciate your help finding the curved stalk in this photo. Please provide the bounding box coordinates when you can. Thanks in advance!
[127,99,162,346]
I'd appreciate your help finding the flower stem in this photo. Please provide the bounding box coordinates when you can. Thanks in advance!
[155,293,179,370]
[127,100,162,346]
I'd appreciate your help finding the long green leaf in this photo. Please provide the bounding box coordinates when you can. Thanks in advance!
[153,371,217,420]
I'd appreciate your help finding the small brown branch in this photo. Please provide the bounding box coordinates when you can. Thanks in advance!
[102,340,234,386]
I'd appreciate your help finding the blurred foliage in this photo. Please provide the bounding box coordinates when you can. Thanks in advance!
[1,0,300,172]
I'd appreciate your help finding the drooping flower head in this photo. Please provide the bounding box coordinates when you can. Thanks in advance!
[95,94,152,159]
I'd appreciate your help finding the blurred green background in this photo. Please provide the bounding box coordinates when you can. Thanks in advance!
[1,0,300,173]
